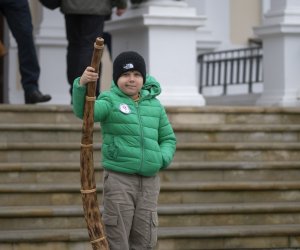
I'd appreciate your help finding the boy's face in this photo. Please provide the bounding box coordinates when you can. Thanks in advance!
[117,70,143,99]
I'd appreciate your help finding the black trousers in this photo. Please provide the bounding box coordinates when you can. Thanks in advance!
[0,0,40,92]
[64,14,105,97]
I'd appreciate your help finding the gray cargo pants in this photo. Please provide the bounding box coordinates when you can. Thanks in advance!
[102,170,160,250]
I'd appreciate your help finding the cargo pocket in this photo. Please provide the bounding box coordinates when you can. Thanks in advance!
[149,211,159,248]
[102,214,120,249]
[103,213,118,226]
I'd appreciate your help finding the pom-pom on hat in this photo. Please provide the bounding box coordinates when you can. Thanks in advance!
[113,51,146,84]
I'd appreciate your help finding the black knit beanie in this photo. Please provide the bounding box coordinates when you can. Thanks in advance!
[113,51,146,84]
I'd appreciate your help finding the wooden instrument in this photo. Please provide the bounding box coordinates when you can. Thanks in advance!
[80,37,109,250]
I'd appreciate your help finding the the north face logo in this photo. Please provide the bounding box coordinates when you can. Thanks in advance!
[123,63,134,70]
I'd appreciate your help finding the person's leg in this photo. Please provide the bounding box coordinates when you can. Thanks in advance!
[0,0,51,103]
[65,14,104,98]
[102,170,137,250]
[103,15,112,58]
[64,14,80,97]
[103,32,112,58]
[129,175,160,250]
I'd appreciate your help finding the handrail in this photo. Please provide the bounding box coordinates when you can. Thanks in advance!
[198,46,263,95]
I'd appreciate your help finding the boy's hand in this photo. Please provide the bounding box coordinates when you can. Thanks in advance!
[80,66,99,85]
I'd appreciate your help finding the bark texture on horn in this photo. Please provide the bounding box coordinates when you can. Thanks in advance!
[80,37,110,250]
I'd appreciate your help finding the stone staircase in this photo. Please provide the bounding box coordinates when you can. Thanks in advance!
[0,104,300,250]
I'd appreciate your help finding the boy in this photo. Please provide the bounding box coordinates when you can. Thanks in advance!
[72,51,176,250]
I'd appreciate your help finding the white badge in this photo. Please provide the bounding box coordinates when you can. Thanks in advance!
[119,103,131,114]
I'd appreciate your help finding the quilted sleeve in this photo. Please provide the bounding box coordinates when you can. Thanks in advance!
[72,77,87,119]
[158,107,177,169]
[72,77,112,122]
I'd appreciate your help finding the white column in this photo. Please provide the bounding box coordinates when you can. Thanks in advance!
[106,0,206,106]
[187,0,227,54]
[254,0,300,106]
[35,7,69,104]
[4,26,20,104]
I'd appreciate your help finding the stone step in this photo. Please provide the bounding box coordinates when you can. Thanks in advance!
[0,123,87,143]
[174,124,300,143]
[1,105,300,125]
[175,142,300,162]
[0,105,299,250]
[161,161,300,182]
[1,181,300,206]
[0,224,300,249]
[36,128,300,143]
[1,202,300,230]
[1,123,300,143]
[1,142,300,162]
[157,224,300,250]
[1,161,300,184]
[167,106,300,125]
[0,105,78,124]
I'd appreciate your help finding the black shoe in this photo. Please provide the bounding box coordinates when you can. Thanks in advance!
[25,89,51,104]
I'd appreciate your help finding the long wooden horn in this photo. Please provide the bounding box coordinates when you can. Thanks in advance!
[80,37,110,250]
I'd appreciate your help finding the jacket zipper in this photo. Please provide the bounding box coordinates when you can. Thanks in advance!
[135,101,144,173]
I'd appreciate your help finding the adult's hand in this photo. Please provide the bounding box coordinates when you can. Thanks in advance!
[116,7,127,16]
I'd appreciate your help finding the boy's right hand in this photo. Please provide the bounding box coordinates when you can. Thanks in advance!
[80,66,99,85]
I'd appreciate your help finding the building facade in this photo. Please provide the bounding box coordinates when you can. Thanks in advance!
[2,0,300,107]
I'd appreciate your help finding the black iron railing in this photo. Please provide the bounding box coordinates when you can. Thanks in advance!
[198,46,263,95]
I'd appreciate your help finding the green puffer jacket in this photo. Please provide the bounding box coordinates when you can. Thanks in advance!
[60,0,127,15]
[73,75,176,177]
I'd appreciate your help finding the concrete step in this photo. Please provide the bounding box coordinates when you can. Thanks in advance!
[161,161,300,182]
[1,104,300,250]
[0,105,78,124]
[173,124,300,143]
[1,142,300,162]
[157,224,300,250]
[166,106,300,125]
[1,161,300,184]
[0,224,300,249]
[175,142,300,162]
[1,123,300,143]
[1,181,300,206]
[0,123,108,143]
[1,105,300,125]
[2,202,300,230]
[0,123,88,143]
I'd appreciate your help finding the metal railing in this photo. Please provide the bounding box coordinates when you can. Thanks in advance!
[198,46,263,95]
